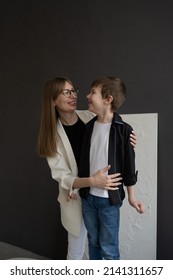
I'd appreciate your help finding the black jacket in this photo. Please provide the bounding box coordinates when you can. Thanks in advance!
[79,113,138,205]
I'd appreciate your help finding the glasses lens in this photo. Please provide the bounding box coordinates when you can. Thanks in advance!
[62,90,70,97]
[61,88,79,97]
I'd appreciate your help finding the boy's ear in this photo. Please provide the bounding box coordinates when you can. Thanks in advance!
[104,95,113,104]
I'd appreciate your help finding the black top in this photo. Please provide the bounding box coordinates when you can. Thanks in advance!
[63,117,86,168]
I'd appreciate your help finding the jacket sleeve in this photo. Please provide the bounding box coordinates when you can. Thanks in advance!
[47,152,78,192]
[123,124,138,186]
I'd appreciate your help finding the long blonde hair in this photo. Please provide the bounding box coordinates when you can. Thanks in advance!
[37,77,73,158]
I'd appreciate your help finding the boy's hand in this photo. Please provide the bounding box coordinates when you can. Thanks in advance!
[128,198,145,214]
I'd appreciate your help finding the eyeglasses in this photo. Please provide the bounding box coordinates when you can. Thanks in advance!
[60,88,79,98]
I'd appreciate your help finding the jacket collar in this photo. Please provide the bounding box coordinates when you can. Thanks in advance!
[113,113,124,125]
[87,112,124,127]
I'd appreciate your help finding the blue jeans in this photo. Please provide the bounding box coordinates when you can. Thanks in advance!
[82,193,121,260]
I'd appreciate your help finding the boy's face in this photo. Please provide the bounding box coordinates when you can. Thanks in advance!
[87,85,105,114]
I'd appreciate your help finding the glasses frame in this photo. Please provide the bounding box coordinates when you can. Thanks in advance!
[60,88,79,98]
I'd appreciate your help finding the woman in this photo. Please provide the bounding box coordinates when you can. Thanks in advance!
[37,77,137,259]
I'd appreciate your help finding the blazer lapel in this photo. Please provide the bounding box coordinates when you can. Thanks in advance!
[57,119,78,175]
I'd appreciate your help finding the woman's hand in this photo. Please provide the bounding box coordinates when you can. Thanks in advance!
[67,190,77,201]
[130,131,137,148]
[91,165,122,190]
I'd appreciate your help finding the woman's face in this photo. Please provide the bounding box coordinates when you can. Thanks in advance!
[54,81,78,113]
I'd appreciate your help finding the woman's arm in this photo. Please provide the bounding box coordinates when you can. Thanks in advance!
[73,165,122,190]
[47,155,121,192]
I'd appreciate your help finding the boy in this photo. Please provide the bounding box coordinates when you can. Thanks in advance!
[79,76,144,260]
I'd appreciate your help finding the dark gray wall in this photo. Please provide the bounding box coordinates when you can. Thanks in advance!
[0,0,173,259]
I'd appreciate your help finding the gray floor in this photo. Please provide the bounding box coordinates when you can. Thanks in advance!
[0,241,49,260]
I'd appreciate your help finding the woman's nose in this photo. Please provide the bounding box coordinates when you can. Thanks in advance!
[70,91,77,98]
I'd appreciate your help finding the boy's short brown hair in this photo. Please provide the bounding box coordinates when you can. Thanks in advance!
[91,76,126,112]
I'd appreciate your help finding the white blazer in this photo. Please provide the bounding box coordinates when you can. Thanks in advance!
[47,110,95,236]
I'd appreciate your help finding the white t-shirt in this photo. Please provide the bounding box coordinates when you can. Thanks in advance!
[89,121,111,198]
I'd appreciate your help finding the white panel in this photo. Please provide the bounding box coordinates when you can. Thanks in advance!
[119,113,158,260]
